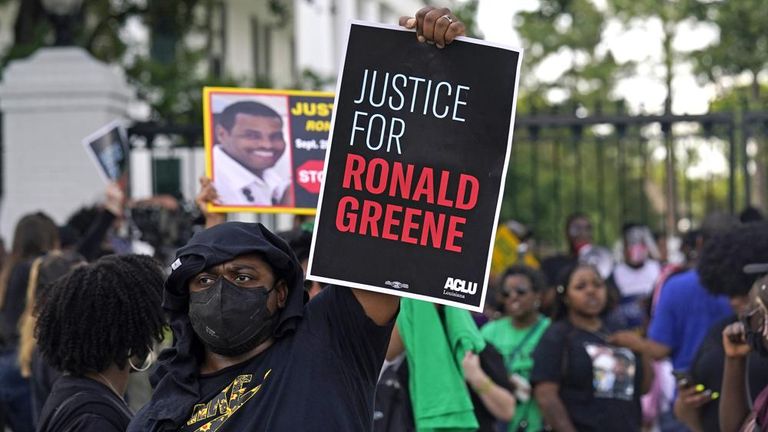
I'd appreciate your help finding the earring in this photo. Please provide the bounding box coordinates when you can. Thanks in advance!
[129,346,156,372]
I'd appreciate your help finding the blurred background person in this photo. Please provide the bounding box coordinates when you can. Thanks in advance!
[609,223,661,330]
[532,263,653,432]
[644,213,737,431]
[16,251,86,426]
[674,222,768,432]
[381,300,516,432]
[719,273,768,432]
[481,265,550,432]
[35,254,165,432]
[0,212,59,432]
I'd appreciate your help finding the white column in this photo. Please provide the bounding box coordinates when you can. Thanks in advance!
[0,47,131,240]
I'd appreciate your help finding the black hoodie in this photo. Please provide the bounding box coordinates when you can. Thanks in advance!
[129,222,393,432]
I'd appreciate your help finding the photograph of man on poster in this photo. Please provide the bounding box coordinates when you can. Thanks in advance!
[211,96,294,207]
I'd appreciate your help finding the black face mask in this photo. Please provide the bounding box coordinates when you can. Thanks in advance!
[189,277,279,357]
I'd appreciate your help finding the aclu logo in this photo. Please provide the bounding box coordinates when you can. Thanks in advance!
[443,277,477,299]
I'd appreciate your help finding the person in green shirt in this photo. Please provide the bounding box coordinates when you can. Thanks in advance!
[482,265,551,432]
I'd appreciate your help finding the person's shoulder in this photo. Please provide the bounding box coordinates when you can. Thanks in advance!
[480,317,510,335]
[42,378,129,432]
[540,319,570,340]
[661,268,697,291]
[540,316,552,329]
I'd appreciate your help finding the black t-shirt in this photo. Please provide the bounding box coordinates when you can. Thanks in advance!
[37,375,132,432]
[540,255,576,287]
[471,344,515,432]
[31,347,62,424]
[530,320,643,432]
[179,285,394,432]
[690,315,768,432]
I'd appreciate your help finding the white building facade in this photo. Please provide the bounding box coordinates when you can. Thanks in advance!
[0,0,427,238]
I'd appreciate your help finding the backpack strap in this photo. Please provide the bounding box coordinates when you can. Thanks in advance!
[43,389,131,431]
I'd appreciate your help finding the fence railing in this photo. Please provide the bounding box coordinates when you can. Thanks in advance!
[128,109,768,247]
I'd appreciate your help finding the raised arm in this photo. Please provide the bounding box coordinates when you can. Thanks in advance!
[463,350,516,421]
[195,176,226,229]
[719,322,751,432]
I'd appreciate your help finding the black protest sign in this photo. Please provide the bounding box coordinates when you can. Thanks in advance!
[82,120,129,183]
[203,88,334,215]
[308,23,522,311]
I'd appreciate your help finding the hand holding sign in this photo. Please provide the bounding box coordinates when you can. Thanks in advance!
[399,6,466,48]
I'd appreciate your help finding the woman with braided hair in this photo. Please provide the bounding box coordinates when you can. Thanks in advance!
[35,254,166,432]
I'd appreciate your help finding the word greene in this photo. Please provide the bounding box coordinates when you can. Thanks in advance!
[336,197,466,252]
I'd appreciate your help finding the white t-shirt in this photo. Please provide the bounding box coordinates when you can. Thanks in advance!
[212,145,291,206]
[613,260,661,298]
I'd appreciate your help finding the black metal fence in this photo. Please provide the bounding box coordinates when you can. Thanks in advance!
[505,110,768,246]
[128,110,768,247]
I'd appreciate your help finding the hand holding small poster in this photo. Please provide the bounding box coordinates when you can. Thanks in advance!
[308,22,523,311]
[82,120,129,184]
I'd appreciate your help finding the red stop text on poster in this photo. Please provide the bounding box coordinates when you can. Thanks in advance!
[297,160,325,194]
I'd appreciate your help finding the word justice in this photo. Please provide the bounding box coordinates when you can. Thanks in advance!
[352,69,470,122]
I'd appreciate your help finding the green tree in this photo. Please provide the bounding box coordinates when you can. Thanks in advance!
[0,0,247,126]
[515,0,628,110]
[686,0,768,209]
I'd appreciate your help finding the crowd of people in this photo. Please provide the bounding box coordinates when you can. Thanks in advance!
[0,6,767,432]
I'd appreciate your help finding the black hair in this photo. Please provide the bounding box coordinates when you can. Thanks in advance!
[698,221,768,298]
[622,222,642,237]
[0,212,59,308]
[218,101,282,131]
[500,265,546,294]
[552,262,615,321]
[277,228,313,263]
[740,206,764,223]
[699,211,738,243]
[36,254,166,375]
[65,206,100,238]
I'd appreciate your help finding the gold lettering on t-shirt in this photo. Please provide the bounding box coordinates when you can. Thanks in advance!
[185,369,272,431]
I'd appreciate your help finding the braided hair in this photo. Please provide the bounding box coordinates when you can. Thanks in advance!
[35,254,166,375]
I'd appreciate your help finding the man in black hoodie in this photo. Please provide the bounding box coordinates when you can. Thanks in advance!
[130,9,467,431]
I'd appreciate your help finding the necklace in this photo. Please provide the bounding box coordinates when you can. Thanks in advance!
[96,372,126,403]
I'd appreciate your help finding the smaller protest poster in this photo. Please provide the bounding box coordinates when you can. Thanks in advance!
[307,22,523,312]
[82,120,129,183]
[491,223,539,277]
[203,87,334,214]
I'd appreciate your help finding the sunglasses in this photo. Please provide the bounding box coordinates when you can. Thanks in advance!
[501,286,532,298]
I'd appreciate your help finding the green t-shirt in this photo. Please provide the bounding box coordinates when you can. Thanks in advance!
[481,316,550,432]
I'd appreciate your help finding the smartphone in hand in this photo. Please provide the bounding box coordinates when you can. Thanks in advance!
[672,370,692,388]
